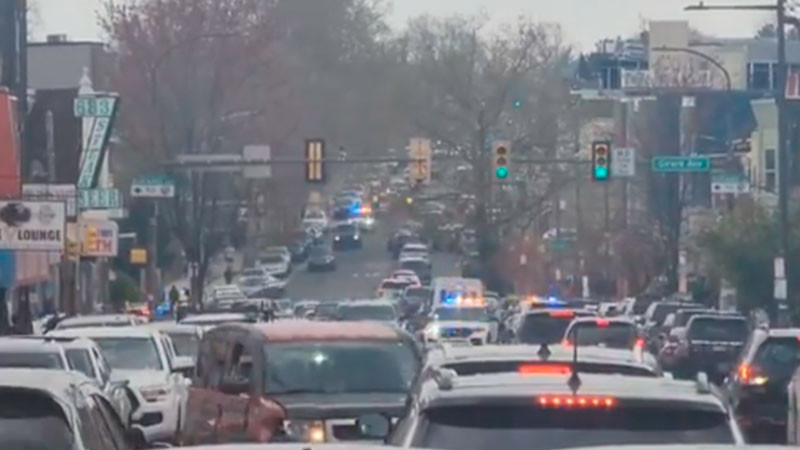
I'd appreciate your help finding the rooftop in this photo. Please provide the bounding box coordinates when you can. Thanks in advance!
[47,326,161,339]
[252,320,400,342]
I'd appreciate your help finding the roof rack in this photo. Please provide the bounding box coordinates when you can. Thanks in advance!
[696,372,711,394]
[432,368,457,391]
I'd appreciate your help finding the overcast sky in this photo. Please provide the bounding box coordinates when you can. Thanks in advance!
[34,0,773,51]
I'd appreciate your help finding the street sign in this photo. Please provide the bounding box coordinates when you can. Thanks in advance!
[243,145,272,179]
[0,201,66,251]
[79,188,122,210]
[611,147,636,177]
[23,184,78,218]
[131,175,176,198]
[652,156,710,173]
[77,96,119,189]
[549,238,572,252]
[711,172,750,194]
[80,219,118,257]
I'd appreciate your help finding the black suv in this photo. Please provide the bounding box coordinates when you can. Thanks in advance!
[332,223,362,250]
[668,314,747,382]
[725,328,800,443]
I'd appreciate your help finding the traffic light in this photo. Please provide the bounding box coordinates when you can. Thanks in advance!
[408,138,432,185]
[512,99,523,109]
[306,139,325,183]
[591,141,611,181]
[493,141,512,180]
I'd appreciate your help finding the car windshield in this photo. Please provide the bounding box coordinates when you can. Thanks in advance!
[242,269,264,277]
[65,349,96,378]
[753,337,800,381]
[444,360,657,378]
[413,405,734,450]
[57,318,129,329]
[93,337,163,371]
[337,305,396,321]
[646,303,698,325]
[568,322,638,349]
[306,211,324,220]
[167,332,199,357]
[381,281,409,290]
[239,277,265,287]
[336,224,357,233]
[0,389,74,450]
[518,313,579,345]
[310,246,331,257]
[434,307,489,322]
[401,260,430,272]
[687,318,748,342]
[260,255,284,264]
[264,341,418,394]
[0,352,64,369]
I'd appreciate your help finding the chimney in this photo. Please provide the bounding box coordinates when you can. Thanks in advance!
[46,34,68,43]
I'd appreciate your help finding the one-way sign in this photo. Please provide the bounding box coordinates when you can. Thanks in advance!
[131,175,175,198]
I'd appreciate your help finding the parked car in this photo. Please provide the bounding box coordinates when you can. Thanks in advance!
[53,314,146,331]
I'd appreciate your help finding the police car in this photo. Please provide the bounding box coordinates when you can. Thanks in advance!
[422,300,498,346]
[386,368,744,450]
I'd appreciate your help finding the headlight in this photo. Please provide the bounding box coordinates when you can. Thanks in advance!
[334,236,341,241]
[426,324,440,338]
[364,217,375,226]
[283,420,326,443]
[354,234,360,240]
[140,384,172,402]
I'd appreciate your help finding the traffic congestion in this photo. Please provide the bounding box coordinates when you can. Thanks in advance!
[5,0,800,449]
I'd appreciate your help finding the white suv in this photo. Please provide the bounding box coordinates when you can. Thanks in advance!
[49,327,191,443]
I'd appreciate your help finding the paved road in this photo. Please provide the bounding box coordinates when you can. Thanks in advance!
[285,218,460,300]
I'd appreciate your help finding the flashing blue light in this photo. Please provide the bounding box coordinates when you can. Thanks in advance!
[349,202,361,216]
[547,296,558,303]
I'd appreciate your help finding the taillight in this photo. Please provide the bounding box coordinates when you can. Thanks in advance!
[738,364,751,382]
[634,338,645,349]
[562,339,572,347]
[538,395,615,408]
[596,319,609,327]
[519,364,571,375]
[549,310,574,318]
[739,364,769,386]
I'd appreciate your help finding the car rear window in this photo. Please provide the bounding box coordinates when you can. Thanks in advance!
[336,224,357,233]
[752,337,800,381]
[337,305,396,321]
[567,322,637,349]
[65,349,96,379]
[414,404,734,450]
[518,312,587,345]
[0,352,64,369]
[0,388,74,450]
[687,318,748,343]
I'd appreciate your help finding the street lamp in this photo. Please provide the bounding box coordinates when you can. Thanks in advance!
[685,0,790,321]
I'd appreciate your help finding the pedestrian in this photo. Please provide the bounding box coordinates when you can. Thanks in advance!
[224,266,234,285]
[168,285,179,310]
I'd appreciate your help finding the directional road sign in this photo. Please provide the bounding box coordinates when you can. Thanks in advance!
[651,156,710,173]
[711,172,750,194]
[131,175,176,198]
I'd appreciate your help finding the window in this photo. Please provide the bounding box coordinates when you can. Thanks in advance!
[749,62,773,90]
[76,398,106,450]
[227,340,254,385]
[94,349,111,385]
[65,349,96,379]
[93,337,163,371]
[765,148,777,192]
[0,389,74,450]
[92,395,129,450]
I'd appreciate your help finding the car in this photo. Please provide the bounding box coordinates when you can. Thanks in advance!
[257,252,292,278]
[423,305,498,345]
[642,301,702,352]
[48,326,192,443]
[353,213,376,232]
[307,244,337,271]
[400,286,433,318]
[730,328,800,443]
[182,320,421,444]
[0,337,69,369]
[398,257,432,285]
[302,209,329,232]
[332,222,363,250]
[398,242,428,261]
[0,368,146,450]
[264,246,292,264]
[562,317,645,351]
[294,300,320,319]
[663,314,748,382]
[335,300,398,323]
[377,278,414,300]
[313,301,340,321]
[238,274,287,298]
[145,322,203,362]
[387,229,418,255]
[391,269,422,286]
[178,312,259,329]
[53,314,145,330]
[510,308,596,345]
[271,299,295,319]
[289,238,311,263]
[386,369,744,449]
[205,284,247,308]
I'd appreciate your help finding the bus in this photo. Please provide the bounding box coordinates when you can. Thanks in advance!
[432,277,485,308]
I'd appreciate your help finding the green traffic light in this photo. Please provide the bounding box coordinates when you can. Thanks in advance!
[594,166,609,180]
[513,100,522,109]
[496,167,509,179]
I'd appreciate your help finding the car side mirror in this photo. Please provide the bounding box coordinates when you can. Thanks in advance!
[171,356,195,377]
[125,427,149,449]
[356,413,391,439]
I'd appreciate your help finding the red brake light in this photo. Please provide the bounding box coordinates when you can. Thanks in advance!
[549,310,575,318]
[596,319,610,327]
[739,364,751,382]
[634,338,645,349]
[562,339,572,347]
[519,364,571,375]
[538,395,615,408]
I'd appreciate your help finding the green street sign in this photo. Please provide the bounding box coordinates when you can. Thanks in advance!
[549,238,572,252]
[651,156,710,173]
[74,96,116,118]
[79,188,122,210]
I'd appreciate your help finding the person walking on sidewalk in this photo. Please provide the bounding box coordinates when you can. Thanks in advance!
[224,266,234,285]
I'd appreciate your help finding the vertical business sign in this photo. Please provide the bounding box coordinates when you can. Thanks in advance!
[76,95,120,189]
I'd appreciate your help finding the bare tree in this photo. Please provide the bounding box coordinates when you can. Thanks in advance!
[102,0,291,303]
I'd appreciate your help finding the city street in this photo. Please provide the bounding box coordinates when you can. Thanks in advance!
[285,220,460,300]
